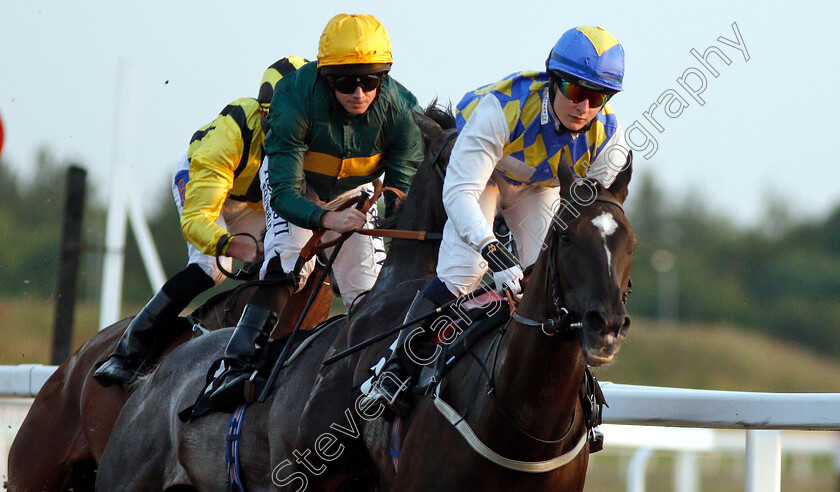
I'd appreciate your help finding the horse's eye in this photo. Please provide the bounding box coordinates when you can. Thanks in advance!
[560,233,571,245]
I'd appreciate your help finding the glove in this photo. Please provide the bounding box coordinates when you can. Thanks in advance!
[480,240,524,296]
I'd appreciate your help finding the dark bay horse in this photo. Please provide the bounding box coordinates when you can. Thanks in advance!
[6,270,333,492]
[93,108,454,491]
[282,151,634,491]
[96,108,634,491]
[377,162,634,491]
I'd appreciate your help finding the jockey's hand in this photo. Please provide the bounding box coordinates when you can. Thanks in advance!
[226,236,263,264]
[481,240,524,296]
[321,208,366,233]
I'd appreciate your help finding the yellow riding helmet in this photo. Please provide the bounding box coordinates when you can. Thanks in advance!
[317,14,393,76]
[258,55,309,112]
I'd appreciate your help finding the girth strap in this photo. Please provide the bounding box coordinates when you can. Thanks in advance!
[430,384,587,473]
[226,403,249,492]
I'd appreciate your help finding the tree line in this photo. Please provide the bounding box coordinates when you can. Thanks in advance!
[2,151,839,357]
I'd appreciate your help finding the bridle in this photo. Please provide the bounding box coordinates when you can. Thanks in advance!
[512,190,626,337]
[430,190,624,472]
[430,129,456,181]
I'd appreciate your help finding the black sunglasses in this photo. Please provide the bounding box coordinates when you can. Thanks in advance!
[328,73,385,94]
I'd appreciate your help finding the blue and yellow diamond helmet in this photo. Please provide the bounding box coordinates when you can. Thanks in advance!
[546,26,624,92]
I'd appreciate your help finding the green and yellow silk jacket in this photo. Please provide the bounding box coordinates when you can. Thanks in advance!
[264,61,424,229]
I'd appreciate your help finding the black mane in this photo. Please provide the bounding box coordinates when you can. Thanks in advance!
[378,100,455,230]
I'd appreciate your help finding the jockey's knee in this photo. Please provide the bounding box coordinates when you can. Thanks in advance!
[194,259,227,286]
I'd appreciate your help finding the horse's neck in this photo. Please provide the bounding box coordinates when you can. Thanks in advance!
[490,253,584,436]
[369,191,443,294]
[370,239,439,294]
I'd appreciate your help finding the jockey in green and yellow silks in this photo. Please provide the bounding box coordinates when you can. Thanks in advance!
[202,14,424,408]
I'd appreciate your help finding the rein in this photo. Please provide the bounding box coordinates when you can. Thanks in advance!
[511,308,582,337]
[294,187,387,270]
[215,232,262,281]
[298,184,443,262]
[303,130,455,259]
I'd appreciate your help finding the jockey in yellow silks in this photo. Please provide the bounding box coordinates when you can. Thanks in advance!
[94,56,308,387]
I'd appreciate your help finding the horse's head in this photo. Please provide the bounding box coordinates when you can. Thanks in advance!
[544,154,636,366]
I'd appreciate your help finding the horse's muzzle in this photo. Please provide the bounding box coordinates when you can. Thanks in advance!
[582,311,630,366]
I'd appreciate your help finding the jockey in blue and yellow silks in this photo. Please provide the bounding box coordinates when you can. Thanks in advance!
[363,26,631,418]
[455,70,623,188]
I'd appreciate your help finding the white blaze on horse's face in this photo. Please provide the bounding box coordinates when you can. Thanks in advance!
[591,212,619,273]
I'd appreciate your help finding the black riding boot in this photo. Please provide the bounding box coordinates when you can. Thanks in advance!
[205,304,277,405]
[368,291,438,417]
[93,290,182,387]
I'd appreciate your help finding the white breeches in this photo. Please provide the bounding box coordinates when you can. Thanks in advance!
[437,174,561,296]
[259,162,386,310]
[172,154,265,285]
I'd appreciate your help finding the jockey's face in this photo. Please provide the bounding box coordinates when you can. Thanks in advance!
[259,105,270,132]
[334,85,377,115]
[552,84,604,131]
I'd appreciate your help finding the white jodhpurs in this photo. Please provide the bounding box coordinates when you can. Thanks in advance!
[437,173,561,296]
[259,161,386,310]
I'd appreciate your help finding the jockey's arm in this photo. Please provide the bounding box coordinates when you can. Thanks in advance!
[443,95,510,252]
[266,148,326,229]
[379,107,424,216]
[265,82,328,231]
[224,235,262,264]
[180,120,242,256]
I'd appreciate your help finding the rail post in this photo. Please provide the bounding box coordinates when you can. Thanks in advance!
[745,429,781,492]
[51,165,87,364]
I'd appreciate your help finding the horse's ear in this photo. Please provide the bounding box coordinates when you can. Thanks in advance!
[556,151,576,191]
[608,150,633,204]
[412,111,437,143]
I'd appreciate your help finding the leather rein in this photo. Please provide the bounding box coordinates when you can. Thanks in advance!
[297,130,456,263]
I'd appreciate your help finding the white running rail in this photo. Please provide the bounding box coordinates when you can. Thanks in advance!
[2,368,840,491]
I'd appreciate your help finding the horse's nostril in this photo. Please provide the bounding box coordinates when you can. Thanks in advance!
[584,311,605,327]
[584,311,628,335]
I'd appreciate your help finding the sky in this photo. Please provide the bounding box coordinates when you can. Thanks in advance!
[2,0,839,226]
